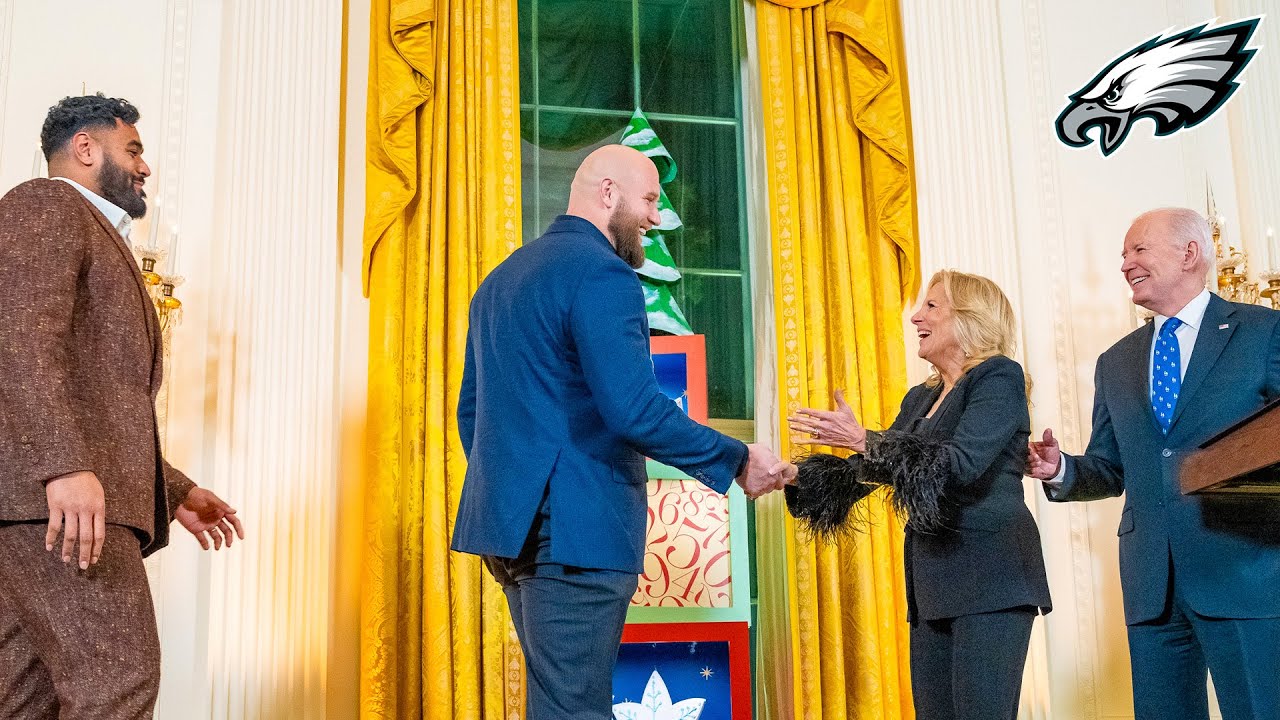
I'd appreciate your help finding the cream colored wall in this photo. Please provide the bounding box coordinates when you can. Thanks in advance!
[0,1,361,718]
[900,1,1276,718]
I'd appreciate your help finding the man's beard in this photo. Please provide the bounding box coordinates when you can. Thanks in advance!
[97,154,147,219]
[607,204,647,269]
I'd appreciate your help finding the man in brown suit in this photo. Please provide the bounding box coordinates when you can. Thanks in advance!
[0,94,244,718]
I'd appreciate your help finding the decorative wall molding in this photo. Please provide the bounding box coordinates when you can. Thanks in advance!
[145,0,195,609]
[1001,0,1101,715]
[156,0,193,243]
[0,0,17,173]
[1220,0,1280,273]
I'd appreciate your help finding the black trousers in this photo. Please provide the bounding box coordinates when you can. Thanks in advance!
[909,606,1036,720]
[485,499,637,720]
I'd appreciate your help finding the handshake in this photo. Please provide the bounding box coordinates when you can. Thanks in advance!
[735,443,798,500]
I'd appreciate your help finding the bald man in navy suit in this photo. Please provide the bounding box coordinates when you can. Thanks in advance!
[453,145,793,720]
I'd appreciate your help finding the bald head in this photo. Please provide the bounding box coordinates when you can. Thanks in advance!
[1121,207,1213,315]
[566,144,661,268]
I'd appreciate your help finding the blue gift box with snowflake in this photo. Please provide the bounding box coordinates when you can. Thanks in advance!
[612,640,732,720]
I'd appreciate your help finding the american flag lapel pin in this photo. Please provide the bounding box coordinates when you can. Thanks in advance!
[1219,323,1229,330]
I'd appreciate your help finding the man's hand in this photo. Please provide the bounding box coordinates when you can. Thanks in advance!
[175,488,245,550]
[736,444,794,499]
[45,471,106,569]
[1026,428,1062,479]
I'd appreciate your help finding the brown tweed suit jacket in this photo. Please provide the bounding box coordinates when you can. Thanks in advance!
[0,178,194,556]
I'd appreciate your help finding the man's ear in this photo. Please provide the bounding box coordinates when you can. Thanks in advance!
[1184,239,1203,271]
[67,131,97,167]
[600,177,617,210]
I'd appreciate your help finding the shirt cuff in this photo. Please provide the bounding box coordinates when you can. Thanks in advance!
[1041,456,1067,495]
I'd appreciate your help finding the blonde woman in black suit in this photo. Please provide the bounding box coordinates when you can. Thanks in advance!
[787,270,1051,720]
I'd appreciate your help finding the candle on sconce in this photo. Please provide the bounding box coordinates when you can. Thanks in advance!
[147,199,162,250]
[1267,226,1277,273]
[167,226,180,274]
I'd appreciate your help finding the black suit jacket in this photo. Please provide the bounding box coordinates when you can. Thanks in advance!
[887,355,1051,622]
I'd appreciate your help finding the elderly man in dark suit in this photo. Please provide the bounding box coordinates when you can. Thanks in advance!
[1028,207,1280,720]
[0,94,244,719]
[453,144,792,720]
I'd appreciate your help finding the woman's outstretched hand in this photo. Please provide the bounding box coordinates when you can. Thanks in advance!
[788,389,868,452]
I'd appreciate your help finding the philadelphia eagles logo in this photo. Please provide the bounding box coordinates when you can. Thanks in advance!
[1056,18,1261,156]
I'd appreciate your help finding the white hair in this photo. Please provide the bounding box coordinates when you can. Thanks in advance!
[1132,207,1213,275]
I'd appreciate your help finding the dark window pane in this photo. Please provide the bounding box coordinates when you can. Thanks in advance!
[639,0,736,118]
[530,110,628,236]
[536,0,635,113]
[647,118,741,270]
[678,273,748,419]
[520,109,539,243]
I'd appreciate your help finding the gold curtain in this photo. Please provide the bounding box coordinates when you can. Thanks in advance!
[359,0,524,717]
[755,0,919,718]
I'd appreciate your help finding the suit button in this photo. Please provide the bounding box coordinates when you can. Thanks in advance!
[1162,449,1172,458]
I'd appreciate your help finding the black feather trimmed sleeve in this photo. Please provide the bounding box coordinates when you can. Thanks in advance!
[786,358,1028,538]
[784,453,877,540]
[860,430,950,531]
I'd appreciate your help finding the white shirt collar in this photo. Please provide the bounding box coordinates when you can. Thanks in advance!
[51,176,133,241]
[1155,288,1212,333]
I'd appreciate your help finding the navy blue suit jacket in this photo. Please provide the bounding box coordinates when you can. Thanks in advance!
[452,215,748,574]
[1051,294,1280,624]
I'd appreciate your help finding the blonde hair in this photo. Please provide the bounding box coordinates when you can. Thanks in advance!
[924,270,1033,398]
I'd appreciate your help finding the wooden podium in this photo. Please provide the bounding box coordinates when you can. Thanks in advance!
[1181,398,1280,495]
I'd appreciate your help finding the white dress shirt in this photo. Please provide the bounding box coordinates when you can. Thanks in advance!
[1045,288,1213,485]
[51,176,133,243]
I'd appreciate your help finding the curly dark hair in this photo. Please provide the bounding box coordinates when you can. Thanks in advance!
[40,93,141,159]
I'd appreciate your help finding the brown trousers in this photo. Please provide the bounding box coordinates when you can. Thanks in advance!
[0,522,160,719]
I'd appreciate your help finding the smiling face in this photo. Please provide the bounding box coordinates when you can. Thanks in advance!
[1120,213,1205,316]
[94,120,150,218]
[910,281,962,367]
[605,162,660,269]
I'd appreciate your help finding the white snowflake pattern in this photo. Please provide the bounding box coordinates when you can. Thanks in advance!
[612,670,706,720]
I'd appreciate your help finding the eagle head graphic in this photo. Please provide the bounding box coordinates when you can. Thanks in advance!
[1056,18,1261,156]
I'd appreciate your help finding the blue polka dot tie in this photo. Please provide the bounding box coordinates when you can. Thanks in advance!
[1151,317,1183,434]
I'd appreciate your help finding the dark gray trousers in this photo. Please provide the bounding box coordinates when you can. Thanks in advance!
[485,500,637,720]
[1128,571,1280,720]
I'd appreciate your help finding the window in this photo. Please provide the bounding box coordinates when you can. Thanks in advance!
[518,0,753,422]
